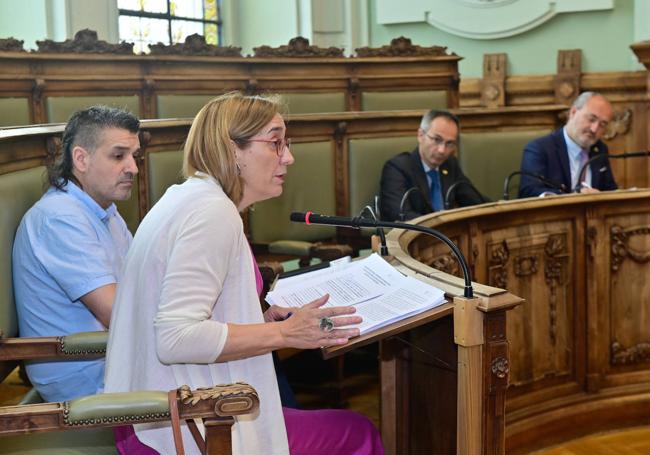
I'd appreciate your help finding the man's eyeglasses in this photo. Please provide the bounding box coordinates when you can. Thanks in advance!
[424,132,457,151]
[248,137,292,156]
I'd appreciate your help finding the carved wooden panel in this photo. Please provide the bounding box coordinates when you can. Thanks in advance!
[607,214,650,369]
[483,222,574,391]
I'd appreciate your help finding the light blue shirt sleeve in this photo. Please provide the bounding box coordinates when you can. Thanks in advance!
[32,213,117,302]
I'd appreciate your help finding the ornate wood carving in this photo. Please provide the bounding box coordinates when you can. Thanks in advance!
[149,33,241,57]
[36,29,134,54]
[480,53,507,108]
[488,240,509,288]
[431,253,460,276]
[0,37,25,52]
[611,224,650,272]
[491,357,510,379]
[603,108,632,140]
[554,49,581,105]
[253,36,343,58]
[544,234,568,346]
[514,255,538,277]
[355,36,450,57]
[611,340,650,365]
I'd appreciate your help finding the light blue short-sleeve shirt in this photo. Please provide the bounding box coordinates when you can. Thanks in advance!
[12,181,132,402]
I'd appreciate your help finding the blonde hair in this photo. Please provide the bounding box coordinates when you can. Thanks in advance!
[183,92,282,206]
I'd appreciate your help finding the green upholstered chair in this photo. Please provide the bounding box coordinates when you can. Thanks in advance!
[458,129,551,201]
[0,98,31,127]
[361,90,447,111]
[0,165,258,454]
[114,173,141,234]
[279,93,347,114]
[348,135,416,219]
[0,167,46,345]
[0,378,259,455]
[250,141,337,244]
[250,141,352,266]
[46,96,140,124]
[156,94,217,119]
[147,149,185,208]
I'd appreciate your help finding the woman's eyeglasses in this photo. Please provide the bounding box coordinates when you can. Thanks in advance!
[248,138,292,156]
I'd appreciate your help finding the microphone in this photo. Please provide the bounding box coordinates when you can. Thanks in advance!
[358,204,388,256]
[444,180,488,210]
[575,149,650,192]
[503,171,568,200]
[398,187,429,221]
[290,211,474,298]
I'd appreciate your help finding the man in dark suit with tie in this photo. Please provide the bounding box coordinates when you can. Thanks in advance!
[518,91,618,198]
[379,109,485,222]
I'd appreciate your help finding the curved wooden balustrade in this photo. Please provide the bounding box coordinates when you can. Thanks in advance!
[386,190,650,453]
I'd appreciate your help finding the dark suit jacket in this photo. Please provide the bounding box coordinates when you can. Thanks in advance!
[380,148,485,222]
[518,128,617,198]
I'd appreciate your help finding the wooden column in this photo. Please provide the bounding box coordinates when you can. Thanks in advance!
[480,54,507,108]
[554,49,582,105]
[454,296,485,455]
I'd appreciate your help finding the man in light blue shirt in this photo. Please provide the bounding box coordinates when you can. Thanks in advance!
[12,105,140,401]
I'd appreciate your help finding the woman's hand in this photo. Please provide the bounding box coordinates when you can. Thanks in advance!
[278,294,362,349]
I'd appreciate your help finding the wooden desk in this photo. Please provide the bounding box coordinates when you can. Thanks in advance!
[386,190,650,453]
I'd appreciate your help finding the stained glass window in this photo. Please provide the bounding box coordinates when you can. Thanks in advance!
[118,0,221,53]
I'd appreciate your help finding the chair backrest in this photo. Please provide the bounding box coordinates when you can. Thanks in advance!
[458,129,551,201]
[280,93,347,114]
[361,90,448,111]
[46,96,140,124]
[0,98,31,127]
[348,135,416,217]
[157,94,216,119]
[147,149,185,208]
[249,141,337,243]
[0,167,46,350]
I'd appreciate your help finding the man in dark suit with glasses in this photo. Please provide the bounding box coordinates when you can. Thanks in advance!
[380,109,485,221]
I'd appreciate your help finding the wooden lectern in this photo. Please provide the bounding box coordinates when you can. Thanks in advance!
[324,246,522,455]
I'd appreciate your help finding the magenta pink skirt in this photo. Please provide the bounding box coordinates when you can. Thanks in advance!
[114,407,383,455]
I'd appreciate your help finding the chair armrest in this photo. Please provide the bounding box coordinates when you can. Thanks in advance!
[0,382,259,436]
[0,331,108,361]
[310,242,353,262]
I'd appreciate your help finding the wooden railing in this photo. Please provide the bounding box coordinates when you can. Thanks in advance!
[0,33,460,124]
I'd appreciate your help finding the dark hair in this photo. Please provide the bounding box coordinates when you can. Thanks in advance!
[419,109,460,132]
[48,105,140,190]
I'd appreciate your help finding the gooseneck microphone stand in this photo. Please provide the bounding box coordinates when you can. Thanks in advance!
[398,187,429,221]
[444,180,488,209]
[574,150,650,193]
[290,211,474,298]
[503,171,569,200]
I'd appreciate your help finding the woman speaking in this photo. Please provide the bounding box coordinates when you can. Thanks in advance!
[105,92,383,455]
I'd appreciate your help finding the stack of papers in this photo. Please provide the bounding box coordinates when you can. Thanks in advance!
[266,253,446,336]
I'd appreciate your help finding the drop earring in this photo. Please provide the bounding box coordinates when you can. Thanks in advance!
[236,162,241,176]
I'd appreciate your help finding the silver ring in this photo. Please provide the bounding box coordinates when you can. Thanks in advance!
[319,316,334,333]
